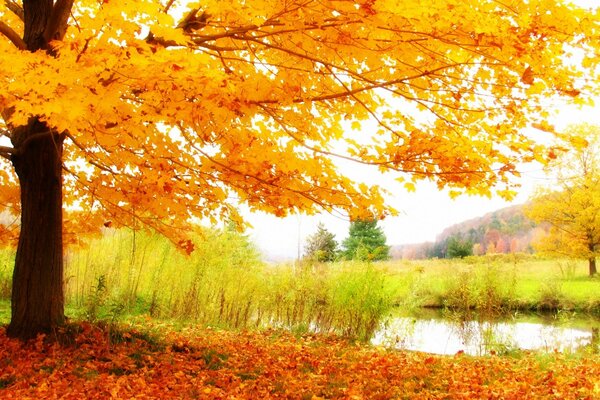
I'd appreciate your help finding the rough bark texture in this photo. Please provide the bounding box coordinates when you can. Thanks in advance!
[6,0,68,339]
[23,0,54,51]
[589,257,597,277]
[7,120,65,339]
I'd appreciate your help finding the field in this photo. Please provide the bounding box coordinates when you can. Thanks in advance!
[381,256,600,314]
[1,229,599,336]
[1,229,599,398]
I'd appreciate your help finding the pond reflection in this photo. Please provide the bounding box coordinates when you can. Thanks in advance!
[372,311,599,356]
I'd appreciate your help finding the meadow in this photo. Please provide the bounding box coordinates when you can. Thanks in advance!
[382,255,600,315]
[1,228,599,398]
[0,227,598,339]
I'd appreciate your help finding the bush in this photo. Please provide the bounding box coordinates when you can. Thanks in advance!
[441,262,515,314]
[326,262,394,340]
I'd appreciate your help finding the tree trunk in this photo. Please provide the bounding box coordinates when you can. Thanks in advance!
[6,119,65,339]
[589,257,597,277]
[3,0,73,340]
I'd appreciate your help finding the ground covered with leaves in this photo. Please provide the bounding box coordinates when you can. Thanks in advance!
[0,323,598,399]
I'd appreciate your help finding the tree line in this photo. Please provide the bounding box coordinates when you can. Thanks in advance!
[304,219,390,263]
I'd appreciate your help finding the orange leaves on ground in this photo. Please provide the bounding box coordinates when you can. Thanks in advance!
[0,324,599,399]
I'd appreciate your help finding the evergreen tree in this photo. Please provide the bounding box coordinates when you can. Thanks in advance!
[342,219,390,261]
[446,235,474,258]
[304,223,338,262]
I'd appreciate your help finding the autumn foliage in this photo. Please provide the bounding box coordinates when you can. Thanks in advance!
[1,0,599,243]
[1,0,600,337]
[526,124,600,276]
[0,324,599,399]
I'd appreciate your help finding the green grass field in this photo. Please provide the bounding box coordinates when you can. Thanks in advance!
[380,255,600,314]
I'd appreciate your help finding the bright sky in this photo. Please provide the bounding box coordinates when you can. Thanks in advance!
[248,0,600,260]
[246,104,600,260]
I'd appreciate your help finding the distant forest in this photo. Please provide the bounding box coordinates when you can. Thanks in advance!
[391,204,546,260]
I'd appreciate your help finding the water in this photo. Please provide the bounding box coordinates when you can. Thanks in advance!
[372,310,599,356]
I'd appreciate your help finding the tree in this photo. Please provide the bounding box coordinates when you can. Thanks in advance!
[342,219,390,261]
[496,237,508,254]
[446,235,473,259]
[472,243,484,256]
[526,124,600,276]
[0,1,598,339]
[486,242,498,255]
[304,223,337,262]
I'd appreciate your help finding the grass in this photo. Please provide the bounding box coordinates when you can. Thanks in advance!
[0,232,599,340]
[381,255,600,315]
[1,228,394,340]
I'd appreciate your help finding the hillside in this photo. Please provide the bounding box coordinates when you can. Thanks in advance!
[391,204,544,260]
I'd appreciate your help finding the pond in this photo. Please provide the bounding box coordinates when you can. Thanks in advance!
[372,310,600,356]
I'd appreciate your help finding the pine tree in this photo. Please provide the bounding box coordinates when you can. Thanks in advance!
[446,235,473,258]
[304,223,338,262]
[342,220,390,261]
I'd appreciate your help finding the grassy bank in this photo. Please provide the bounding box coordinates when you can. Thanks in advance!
[384,256,600,315]
[0,228,393,341]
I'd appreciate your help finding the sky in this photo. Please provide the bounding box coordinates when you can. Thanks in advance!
[246,0,600,261]
[246,103,600,260]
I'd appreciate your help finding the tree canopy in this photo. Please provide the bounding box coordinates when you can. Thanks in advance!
[1,0,599,246]
[526,123,600,276]
[0,0,599,338]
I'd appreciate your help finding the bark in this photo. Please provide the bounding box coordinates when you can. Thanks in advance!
[22,0,54,51]
[7,120,65,339]
[6,0,73,339]
[589,257,597,277]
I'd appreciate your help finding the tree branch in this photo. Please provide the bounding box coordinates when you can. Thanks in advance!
[11,129,53,154]
[0,20,26,49]
[163,0,176,14]
[5,0,23,21]
[64,132,117,175]
[0,145,14,160]
[44,0,74,42]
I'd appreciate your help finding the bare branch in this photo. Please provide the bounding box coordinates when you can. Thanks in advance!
[5,0,23,21]
[44,0,75,42]
[0,20,26,49]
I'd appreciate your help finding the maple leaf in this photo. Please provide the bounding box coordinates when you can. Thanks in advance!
[521,66,535,85]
